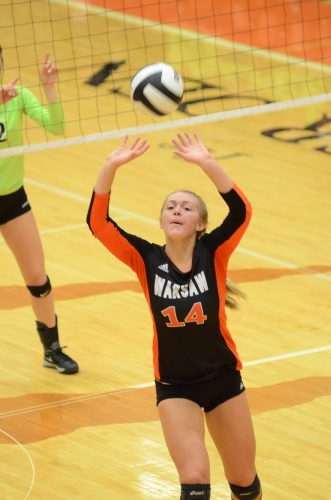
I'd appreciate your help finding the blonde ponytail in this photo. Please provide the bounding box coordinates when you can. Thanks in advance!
[225,279,246,310]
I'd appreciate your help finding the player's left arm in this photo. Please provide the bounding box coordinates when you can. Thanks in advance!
[204,184,252,267]
[20,54,65,135]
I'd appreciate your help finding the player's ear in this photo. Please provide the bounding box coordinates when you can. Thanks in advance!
[196,221,206,232]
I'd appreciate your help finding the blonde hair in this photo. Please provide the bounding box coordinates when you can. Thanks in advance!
[225,278,246,310]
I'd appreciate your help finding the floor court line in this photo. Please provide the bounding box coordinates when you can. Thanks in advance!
[20,177,331,285]
[13,215,132,237]
[0,428,35,499]
[18,220,331,283]
[0,344,330,419]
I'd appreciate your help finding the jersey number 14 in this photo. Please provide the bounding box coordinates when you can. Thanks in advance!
[161,302,207,328]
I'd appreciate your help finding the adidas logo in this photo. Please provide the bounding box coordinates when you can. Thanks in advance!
[158,263,169,273]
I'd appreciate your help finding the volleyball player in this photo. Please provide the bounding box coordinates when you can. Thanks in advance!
[87,132,261,498]
[0,46,78,374]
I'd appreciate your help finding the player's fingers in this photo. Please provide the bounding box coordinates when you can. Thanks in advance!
[130,136,141,149]
[177,133,187,146]
[3,84,18,97]
[184,132,193,143]
[45,62,56,75]
[138,141,150,153]
[193,133,201,143]
[11,76,20,86]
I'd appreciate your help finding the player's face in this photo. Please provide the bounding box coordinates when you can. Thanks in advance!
[160,191,206,240]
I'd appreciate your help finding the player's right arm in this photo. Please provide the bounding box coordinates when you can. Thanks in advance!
[87,190,150,274]
[88,135,150,270]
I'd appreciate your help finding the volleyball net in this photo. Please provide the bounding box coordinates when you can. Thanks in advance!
[1,0,330,157]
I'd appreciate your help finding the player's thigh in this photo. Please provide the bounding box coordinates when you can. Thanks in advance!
[205,391,256,485]
[158,398,210,482]
[1,211,46,283]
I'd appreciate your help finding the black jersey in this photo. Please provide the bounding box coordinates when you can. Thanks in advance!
[87,184,252,384]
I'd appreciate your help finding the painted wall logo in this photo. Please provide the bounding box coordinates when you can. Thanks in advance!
[261,113,331,156]
[85,60,273,117]
[84,60,330,156]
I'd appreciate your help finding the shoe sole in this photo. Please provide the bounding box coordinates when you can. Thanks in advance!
[43,359,79,374]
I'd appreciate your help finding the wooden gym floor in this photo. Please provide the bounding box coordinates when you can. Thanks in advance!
[0,1,330,498]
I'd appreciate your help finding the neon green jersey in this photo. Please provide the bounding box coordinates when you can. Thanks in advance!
[0,86,65,195]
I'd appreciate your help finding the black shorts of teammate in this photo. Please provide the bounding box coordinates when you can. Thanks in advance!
[155,368,245,413]
[0,186,31,225]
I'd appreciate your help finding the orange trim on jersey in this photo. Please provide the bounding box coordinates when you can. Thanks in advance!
[83,0,331,64]
[214,183,252,370]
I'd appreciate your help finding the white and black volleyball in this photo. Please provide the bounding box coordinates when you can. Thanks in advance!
[130,63,184,117]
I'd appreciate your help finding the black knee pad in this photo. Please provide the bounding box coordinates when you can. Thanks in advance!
[229,474,261,499]
[181,484,211,499]
[27,276,52,298]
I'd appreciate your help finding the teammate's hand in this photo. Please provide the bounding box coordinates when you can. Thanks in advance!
[0,77,20,105]
[40,53,58,87]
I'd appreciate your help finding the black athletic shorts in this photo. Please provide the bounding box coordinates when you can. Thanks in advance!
[155,368,245,413]
[0,186,31,225]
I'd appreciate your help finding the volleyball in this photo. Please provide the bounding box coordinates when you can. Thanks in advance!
[130,63,184,117]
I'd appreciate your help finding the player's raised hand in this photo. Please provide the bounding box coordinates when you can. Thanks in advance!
[0,77,20,105]
[172,132,212,165]
[40,53,58,87]
[104,135,150,169]
[94,136,150,194]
